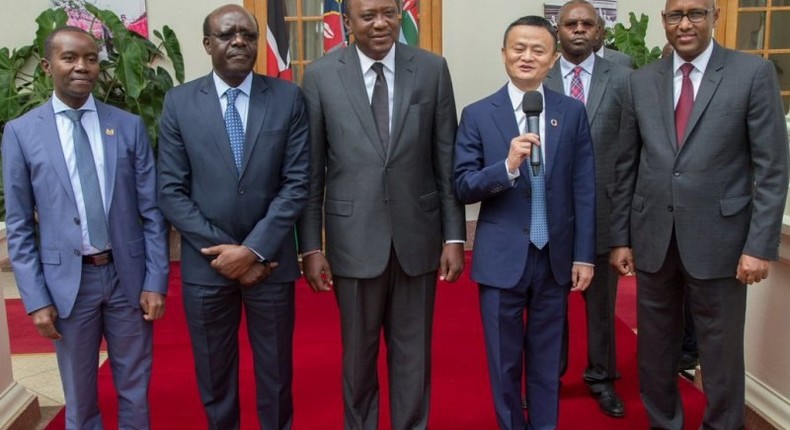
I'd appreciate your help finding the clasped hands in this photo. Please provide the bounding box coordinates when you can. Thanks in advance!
[201,244,278,286]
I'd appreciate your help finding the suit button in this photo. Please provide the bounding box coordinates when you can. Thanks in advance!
[525,189,531,197]
[674,171,680,176]
[238,188,245,195]
[523,228,530,235]
[74,249,81,256]
[667,205,674,212]
[73,217,80,225]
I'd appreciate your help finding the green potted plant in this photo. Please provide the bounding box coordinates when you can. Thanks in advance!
[0,3,184,221]
[604,12,662,69]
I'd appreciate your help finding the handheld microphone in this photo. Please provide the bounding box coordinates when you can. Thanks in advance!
[522,91,543,176]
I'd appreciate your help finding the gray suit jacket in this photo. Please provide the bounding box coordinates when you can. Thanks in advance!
[158,73,310,285]
[3,100,169,317]
[610,43,789,278]
[546,56,631,255]
[602,48,634,69]
[297,43,465,278]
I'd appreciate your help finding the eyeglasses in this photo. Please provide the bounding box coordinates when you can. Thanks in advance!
[663,9,714,25]
[208,31,259,42]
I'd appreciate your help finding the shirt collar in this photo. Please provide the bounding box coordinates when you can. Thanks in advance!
[673,41,714,76]
[559,53,595,78]
[212,71,253,98]
[51,93,97,114]
[507,81,545,113]
[356,44,396,74]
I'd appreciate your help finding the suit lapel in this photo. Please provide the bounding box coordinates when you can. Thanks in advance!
[658,57,678,152]
[241,75,270,176]
[39,102,76,204]
[489,86,520,157]
[543,89,565,181]
[96,102,118,210]
[682,44,724,148]
[339,45,386,161]
[198,74,239,177]
[586,58,609,123]
[390,43,416,159]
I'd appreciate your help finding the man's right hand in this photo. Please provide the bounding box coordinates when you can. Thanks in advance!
[506,133,541,173]
[610,246,635,276]
[238,261,280,287]
[302,253,333,292]
[30,306,61,340]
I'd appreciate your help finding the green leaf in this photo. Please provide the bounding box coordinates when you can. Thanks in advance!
[35,8,68,57]
[115,38,148,99]
[161,26,184,83]
[84,3,128,43]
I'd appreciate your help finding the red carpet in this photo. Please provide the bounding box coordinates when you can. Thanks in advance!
[6,299,107,354]
[44,256,706,429]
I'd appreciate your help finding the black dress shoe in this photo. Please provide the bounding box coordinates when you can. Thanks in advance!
[592,386,625,418]
[678,354,699,371]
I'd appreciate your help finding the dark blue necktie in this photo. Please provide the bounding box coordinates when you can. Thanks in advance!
[530,161,548,249]
[224,88,245,172]
[63,109,110,251]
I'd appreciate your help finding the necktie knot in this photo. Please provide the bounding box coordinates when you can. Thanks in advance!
[64,109,86,122]
[680,63,694,78]
[226,88,240,105]
[572,66,583,77]
[371,62,385,77]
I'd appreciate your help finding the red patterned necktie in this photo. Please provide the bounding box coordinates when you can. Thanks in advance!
[570,66,585,104]
[675,63,695,147]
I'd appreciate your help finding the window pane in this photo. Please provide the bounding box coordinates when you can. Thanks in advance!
[302,0,322,15]
[770,11,790,48]
[769,54,790,92]
[288,21,299,61]
[303,21,323,61]
[782,95,789,116]
[773,0,790,5]
[285,0,297,13]
[737,12,766,49]
[739,0,766,5]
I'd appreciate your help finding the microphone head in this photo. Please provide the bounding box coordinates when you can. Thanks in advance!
[522,91,543,115]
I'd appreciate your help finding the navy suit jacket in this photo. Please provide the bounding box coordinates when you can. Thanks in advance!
[454,85,596,288]
[157,73,310,285]
[3,100,169,318]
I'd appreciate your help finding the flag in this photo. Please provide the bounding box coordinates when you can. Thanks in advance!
[399,0,419,46]
[323,0,347,53]
[266,0,292,80]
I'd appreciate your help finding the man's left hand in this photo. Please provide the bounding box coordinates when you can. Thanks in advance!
[736,254,770,285]
[439,243,465,282]
[202,244,257,279]
[140,291,166,321]
[571,264,594,292]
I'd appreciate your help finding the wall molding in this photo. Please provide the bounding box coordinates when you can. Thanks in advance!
[0,382,39,430]
[746,372,790,429]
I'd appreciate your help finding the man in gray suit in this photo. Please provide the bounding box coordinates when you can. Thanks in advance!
[594,16,634,69]
[297,0,465,428]
[157,4,309,429]
[3,27,169,429]
[545,0,630,418]
[610,0,789,428]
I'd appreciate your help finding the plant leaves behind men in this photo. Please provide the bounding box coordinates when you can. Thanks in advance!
[613,12,662,68]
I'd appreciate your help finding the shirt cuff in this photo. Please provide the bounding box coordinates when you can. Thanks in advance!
[573,261,595,267]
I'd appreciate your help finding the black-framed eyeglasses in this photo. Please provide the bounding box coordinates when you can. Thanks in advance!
[208,31,259,42]
[663,9,714,25]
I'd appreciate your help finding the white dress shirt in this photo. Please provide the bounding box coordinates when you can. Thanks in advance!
[357,45,396,132]
[213,71,254,132]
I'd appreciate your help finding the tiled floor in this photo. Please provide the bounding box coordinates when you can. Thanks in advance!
[3,269,108,429]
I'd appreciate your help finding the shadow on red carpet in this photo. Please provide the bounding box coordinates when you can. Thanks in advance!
[44,256,705,429]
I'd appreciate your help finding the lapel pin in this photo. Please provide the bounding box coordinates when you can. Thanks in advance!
[550,119,558,127]
[105,128,115,136]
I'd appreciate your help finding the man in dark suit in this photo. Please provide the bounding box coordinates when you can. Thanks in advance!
[609,0,789,428]
[454,16,596,430]
[157,4,309,429]
[544,0,630,418]
[593,16,634,69]
[297,0,466,428]
[3,27,169,429]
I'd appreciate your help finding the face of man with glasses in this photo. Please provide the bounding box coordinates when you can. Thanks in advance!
[662,0,719,62]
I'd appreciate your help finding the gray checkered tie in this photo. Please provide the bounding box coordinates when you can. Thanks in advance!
[63,109,109,250]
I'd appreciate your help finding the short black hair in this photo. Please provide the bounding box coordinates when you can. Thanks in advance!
[503,16,558,50]
[43,26,95,60]
[557,0,596,25]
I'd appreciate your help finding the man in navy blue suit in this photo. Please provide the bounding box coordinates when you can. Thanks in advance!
[454,16,596,430]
